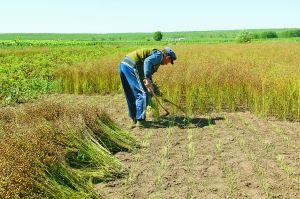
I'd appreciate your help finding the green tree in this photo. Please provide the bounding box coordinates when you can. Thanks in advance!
[236,30,253,43]
[153,31,163,41]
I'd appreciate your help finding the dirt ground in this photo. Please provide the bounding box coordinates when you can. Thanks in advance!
[92,94,299,199]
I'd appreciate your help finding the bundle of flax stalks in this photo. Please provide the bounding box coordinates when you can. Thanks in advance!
[0,95,137,199]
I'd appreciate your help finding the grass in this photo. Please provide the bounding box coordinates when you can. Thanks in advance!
[0,95,137,198]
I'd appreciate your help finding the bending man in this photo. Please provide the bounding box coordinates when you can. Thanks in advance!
[118,47,176,128]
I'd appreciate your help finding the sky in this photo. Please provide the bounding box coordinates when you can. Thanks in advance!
[1,0,299,33]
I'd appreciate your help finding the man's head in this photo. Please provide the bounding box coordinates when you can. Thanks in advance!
[162,47,176,65]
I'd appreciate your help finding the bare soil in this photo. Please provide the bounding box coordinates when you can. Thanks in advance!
[92,94,299,199]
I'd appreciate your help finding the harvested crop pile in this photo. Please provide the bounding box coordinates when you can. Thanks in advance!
[0,95,137,198]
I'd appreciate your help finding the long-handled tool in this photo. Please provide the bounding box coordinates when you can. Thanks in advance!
[160,97,188,116]
[152,93,170,116]
[152,83,187,115]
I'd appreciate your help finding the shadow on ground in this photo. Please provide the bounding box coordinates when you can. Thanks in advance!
[147,115,225,129]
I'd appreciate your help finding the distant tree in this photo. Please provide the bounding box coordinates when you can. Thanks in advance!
[153,31,163,41]
[236,30,253,43]
[260,31,278,38]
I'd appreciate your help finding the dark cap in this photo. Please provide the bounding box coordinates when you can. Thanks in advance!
[164,47,177,64]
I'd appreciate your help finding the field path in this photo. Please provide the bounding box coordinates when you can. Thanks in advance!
[94,94,300,199]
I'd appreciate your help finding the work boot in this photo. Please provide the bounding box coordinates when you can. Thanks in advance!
[130,118,137,129]
[136,120,149,129]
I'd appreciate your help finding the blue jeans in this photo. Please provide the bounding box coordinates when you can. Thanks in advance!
[119,62,150,121]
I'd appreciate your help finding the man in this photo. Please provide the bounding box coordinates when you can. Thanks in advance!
[118,47,176,128]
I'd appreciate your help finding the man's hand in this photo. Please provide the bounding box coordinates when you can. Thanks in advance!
[143,78,154,95]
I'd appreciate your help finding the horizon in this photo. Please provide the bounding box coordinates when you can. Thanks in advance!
[1,27,300,35]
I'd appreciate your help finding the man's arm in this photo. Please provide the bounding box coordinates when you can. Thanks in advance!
[143,51,163,95]
[143,51,163,80]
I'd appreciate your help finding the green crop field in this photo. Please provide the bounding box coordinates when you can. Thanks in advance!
[0,30,299,198]
[1,28,300,44]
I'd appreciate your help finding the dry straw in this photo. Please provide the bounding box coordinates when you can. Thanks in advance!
[0,95,137,198]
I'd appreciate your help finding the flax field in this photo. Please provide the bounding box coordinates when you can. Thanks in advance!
[0,41,299,198]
